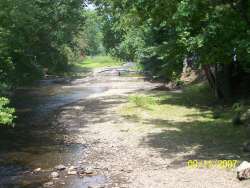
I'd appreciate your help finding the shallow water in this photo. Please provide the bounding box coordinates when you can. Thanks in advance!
[0,77,108,188]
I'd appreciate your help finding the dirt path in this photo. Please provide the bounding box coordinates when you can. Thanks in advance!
[55,69,248,188]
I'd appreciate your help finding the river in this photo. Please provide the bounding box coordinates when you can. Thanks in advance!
[0,75,109,188]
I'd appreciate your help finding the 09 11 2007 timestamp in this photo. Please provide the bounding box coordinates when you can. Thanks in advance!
[187,160,239,169]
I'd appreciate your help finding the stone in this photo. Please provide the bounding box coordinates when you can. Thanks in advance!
[68,166,76,171]
[67,167,77,175]
[236,161,250,180]
[84,167,94,175]
[67,170,77,175]
[43,182,54,187]
[77,166,95,177]
[34,168,41,172]
[55,164,66,171]
[50,172,59,178]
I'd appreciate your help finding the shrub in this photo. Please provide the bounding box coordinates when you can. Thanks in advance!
[0,97,15,126]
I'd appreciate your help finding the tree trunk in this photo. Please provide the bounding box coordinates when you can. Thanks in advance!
[203,64,225,99]
[203,63,233,101]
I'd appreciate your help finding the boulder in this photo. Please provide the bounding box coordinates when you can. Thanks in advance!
[236,161,250,180]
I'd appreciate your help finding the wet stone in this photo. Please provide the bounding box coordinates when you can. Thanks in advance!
[55,164,66,171]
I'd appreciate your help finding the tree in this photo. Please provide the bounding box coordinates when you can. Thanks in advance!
[0,0,86,85]
[92,0,250,99]
[0,0,86,125]
[83,10,105,56]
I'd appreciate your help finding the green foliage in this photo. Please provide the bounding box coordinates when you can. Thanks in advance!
[0,97,15,125]
[0,0,86,85]
[129,95,158,109]
[83,11,105,56]
[232,102,244,113]
[93,0,250,81]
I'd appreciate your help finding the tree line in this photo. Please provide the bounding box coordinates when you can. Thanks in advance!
[92,0,250,100]
[0,0,100,125]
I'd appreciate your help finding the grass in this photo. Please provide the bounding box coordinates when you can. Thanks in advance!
[119,83,250,164]
[128,95,159,109]
[77,56,123,69]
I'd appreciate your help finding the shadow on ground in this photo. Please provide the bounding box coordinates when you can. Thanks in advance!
[124,84,250,168]
[142,118,250,168]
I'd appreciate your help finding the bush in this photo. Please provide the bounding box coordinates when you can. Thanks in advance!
[0,97,15,126]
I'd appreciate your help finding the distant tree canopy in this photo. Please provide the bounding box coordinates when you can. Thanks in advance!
[83,10,105,56]
[0,0,86,86]
[92,0,250,99]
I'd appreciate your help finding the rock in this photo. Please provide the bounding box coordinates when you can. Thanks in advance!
[67,166,77,175]
[68,166,76,171]
[55,164,66,171]
[34,168,41,172]
[84,167,94,175]
[43,182,54,187]
[50,172,59,178]
[77,166,95,177]
[67,170,77,175]
[236,161,250,180]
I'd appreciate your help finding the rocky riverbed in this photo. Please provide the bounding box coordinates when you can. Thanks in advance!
[0,66,249,187]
